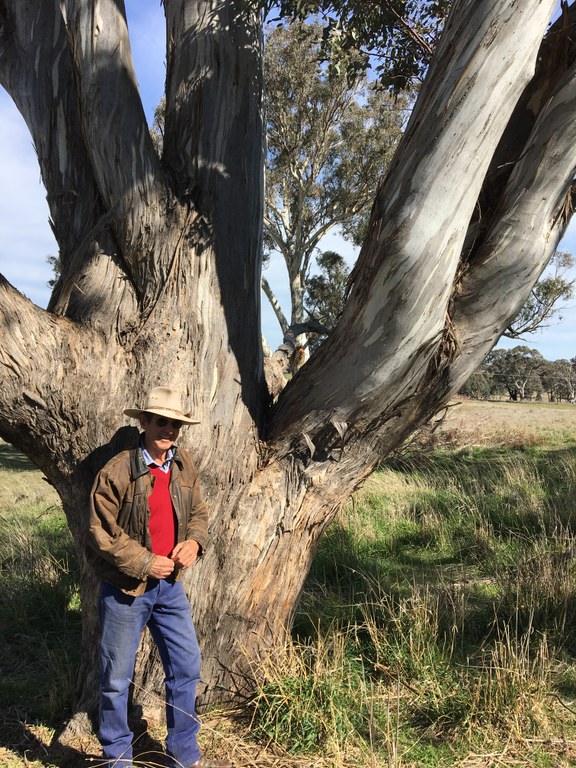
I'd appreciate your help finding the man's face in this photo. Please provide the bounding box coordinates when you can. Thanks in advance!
[140,413,183,460]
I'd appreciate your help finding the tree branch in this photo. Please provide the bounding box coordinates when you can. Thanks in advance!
[0,275,103,474]
[0,0,140,325]
[452,62,576,384]
[268,0,557,451]
[262,275,289,336]
[60,0,169,286]
[378,0,434,57]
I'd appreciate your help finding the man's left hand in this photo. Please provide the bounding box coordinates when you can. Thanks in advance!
[171,539,200,569]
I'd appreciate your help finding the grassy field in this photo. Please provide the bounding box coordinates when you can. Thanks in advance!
[2,399,576,767]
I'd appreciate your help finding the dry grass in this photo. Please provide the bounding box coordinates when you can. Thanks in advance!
[425,399,576,449]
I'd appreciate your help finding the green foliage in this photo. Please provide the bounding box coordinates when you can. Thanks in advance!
[263,20,405,334]
[459,371,491,400]
[505,251,575,339]
[46,254,61,289]
[481,346,545,401]
[265,0,452,91]
[247,632,368,755]
[304,250,350,348]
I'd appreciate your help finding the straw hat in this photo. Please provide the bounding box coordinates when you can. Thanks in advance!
[124,386,199,424]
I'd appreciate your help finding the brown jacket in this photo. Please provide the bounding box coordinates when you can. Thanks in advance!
[87,443,209,595]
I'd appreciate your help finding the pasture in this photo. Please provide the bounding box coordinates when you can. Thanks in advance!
[2,399,576,767]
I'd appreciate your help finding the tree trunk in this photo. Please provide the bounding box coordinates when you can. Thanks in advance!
[1,0,575,742]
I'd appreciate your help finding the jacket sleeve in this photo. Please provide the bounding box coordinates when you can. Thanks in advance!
[185,473,209,554]
[88,463,155,580]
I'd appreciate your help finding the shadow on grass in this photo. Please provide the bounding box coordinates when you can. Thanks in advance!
[295,443,576,667]
[0,710,166,767]
[386,444,576,534]
[294,520,499,653]
[0,713,98,767]
[0,441,39,472]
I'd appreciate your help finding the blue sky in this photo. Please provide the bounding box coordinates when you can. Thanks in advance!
[0,1,574,360]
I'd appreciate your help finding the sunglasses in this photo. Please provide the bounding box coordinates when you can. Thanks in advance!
[152,416,183,429]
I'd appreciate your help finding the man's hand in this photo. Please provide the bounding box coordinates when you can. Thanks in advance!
[171,540,200,570]
[148,555,176,579]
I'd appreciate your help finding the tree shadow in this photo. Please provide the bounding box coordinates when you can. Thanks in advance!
[0,708,167,767]
[0,714,97,767]
[0,440,39,471]
[295,444,576,663]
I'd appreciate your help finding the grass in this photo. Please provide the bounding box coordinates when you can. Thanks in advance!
[0,443,82,767]
[3,400,576,766]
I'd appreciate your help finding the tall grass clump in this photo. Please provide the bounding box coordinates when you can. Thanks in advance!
[247,627,375,762]
[466,620,552,737]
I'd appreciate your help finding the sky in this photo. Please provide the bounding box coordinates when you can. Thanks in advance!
[0,2,575,361]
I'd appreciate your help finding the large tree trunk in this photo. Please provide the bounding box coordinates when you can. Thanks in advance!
[1,0,575,741]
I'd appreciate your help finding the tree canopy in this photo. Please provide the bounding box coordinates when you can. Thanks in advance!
[504,251,575,338]
[480,346,546,401]
[267,0,452,89]
[262,20,404,345]
[463,346,576,404]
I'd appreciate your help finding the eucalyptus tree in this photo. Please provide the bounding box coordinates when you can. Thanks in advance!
[483,347,546,401]
[1,0,575,742]
[541,358,576,402]
[304,250,350,351]
[263,20,405,344]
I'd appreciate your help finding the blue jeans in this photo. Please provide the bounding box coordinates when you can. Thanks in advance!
[99,578,202,768]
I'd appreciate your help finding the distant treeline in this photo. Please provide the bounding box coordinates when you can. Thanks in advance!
[460,345,576,402]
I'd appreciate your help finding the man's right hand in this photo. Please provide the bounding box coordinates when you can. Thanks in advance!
[148,555,176,579]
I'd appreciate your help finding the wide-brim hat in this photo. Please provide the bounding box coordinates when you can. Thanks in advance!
[124,386,200,424]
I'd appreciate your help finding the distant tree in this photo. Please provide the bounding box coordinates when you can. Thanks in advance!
[504,251,575,338]
[150,97,165,154]
[46,254,61,288]
[543,358,576,402]
[483,346,545,401]
[538,358,558,401]
[459,371,491,400]
[262,21,405,350]
[304,250,349,350]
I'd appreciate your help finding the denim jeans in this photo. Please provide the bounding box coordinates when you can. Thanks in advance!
[99,578,202,768]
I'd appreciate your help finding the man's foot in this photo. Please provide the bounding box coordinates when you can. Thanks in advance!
[188,758,233,768]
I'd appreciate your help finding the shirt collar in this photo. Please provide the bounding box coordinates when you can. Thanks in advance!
[140,439,174,473]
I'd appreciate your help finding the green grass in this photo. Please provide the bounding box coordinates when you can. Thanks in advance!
[0,444,81,729]
[250,437,576,766]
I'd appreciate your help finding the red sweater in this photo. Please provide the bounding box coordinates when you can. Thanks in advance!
[148,467,176,556]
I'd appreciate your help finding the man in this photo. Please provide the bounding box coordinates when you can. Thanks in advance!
[87,386,232,768]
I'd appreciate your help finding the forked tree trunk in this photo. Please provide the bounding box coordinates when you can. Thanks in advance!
[1,0,576,740]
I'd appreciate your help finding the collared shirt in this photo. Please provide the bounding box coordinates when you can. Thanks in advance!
[141,441,174,474]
